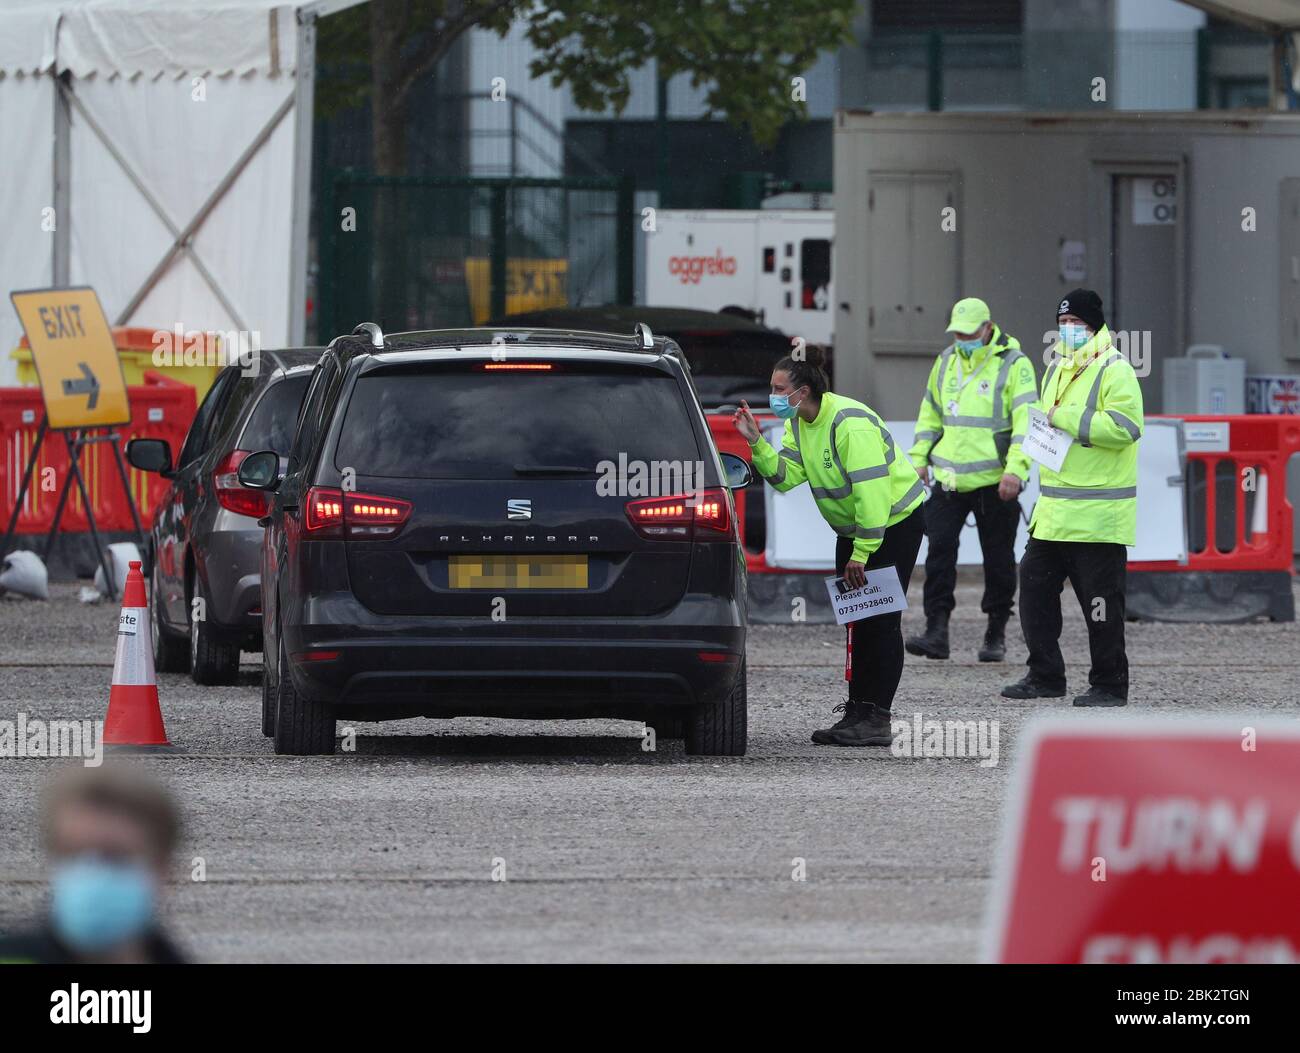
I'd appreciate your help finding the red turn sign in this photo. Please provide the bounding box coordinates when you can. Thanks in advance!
[985,718,1300,964]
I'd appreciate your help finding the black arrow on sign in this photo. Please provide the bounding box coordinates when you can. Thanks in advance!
[62,362,100,410]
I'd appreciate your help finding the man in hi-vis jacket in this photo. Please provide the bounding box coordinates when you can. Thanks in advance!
[1003,289,1143,708]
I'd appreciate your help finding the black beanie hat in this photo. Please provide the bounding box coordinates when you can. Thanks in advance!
[1057,289,1105,333]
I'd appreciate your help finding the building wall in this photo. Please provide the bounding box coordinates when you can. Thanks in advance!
[834,112,1300,419]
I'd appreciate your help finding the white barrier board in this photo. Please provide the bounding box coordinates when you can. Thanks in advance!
[762,419,1184,570]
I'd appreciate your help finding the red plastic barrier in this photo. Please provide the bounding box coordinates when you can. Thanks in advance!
[707,410,782,573]
[1130,415,1300,575]
[1,371,196,535]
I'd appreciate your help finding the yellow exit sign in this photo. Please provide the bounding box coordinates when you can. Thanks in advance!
[10,287,130,429]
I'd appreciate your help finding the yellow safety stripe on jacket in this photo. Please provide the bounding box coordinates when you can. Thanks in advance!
[908,324,1038,492]
[1029,326,1144,545]
[750,391,925,562]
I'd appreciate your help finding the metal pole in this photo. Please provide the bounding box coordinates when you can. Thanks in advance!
[109,433,147,552]
[490,184,508,321]
[65,432,118,601]
[289,8,318,345]
[53,72,71,286]
[509,97,518,178]
[927,32,943,112]
[655,73,669,205]
[616,175,634,306]
[43,432,80,565]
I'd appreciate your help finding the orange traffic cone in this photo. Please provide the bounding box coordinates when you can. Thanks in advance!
[103,560,173,749]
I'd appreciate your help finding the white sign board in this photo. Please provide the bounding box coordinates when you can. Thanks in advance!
[1183,420,1230,452]
[1246,375,1300,415]
[1021,408,1071,472]
[825,568,908,625]
[1059,240,1086,282]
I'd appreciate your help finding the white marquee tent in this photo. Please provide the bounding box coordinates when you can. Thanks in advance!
[0,0,364,384]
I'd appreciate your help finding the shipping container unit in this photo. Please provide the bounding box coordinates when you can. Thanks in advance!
[834,111,1300,554]
[644,210,836,345]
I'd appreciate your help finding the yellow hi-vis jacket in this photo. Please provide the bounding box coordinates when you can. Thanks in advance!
[749,391,926,562]
[908,324,1038,491]
[1030,325,1144,546]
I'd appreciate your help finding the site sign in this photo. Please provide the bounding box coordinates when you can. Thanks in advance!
[10,286,130,429]
[985,717,1300,964]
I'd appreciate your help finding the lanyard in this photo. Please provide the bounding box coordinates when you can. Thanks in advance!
[943,348,986,408]
[1049,350,1104,411]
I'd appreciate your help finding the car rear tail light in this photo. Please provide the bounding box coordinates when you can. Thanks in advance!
[305,487,344,533]
[292,650,339,663]
[344,492,412,538]
[692,490,730,534]
[625,487,731,541]
[213,450,269,519]
[304,486,412,539]
[697,651,738,663]
[481,362,554,370]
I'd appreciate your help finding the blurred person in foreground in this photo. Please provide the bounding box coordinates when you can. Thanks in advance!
[0,765,186,964]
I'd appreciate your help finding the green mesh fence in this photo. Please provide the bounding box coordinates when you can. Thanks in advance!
[318,174,634,342]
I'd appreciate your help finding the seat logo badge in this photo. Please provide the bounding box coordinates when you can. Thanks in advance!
[507,498,532,520]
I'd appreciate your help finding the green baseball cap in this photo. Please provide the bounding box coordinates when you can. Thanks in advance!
[945,297,991,334]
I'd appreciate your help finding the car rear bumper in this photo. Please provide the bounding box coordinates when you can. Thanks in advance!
[284,612,744,720]
[200,526,264,632]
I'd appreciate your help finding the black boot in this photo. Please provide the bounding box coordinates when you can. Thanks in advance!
[904,612,950,660]
[828,703,896,747]
[1072,686,1127,707]
[977,614,1009,663]
[1001,674,1066,699]
[811,700,865,745]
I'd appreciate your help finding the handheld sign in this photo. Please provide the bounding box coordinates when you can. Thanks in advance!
[1021,407,1071,472]
[10,287,130,429]
[985,717,1300,964]
[825,566,907,625]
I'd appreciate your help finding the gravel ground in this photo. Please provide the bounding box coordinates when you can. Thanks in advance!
[0,576,1295,962]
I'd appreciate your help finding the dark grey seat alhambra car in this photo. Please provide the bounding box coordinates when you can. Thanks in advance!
[237,322,751,757]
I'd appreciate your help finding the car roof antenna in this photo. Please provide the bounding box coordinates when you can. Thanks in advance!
[633,322,654,350]
[353,322,385,349]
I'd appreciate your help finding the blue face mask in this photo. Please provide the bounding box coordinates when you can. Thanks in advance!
[954,337,982,356]
[51,857,156,952]
[1059,324,1091,351]
[769,390,804,420]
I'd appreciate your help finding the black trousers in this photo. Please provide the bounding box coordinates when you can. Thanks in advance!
[921,484,1020,620]
[834,507,924,712]
[1018,535,1129,697]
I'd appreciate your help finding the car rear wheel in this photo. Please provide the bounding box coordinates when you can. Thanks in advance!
[685,658,747,756]
[647,713,684,741]
[189,571,240,685]
[273,634,335,755]
[151,563,189,674]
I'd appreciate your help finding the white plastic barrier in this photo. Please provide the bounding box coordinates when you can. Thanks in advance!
[762,418,1186,571]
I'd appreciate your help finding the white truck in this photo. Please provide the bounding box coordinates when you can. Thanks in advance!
[644,210,835,346]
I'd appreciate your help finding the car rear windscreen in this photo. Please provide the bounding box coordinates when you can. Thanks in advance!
[334,366,702,479]
[241,375,310,454]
